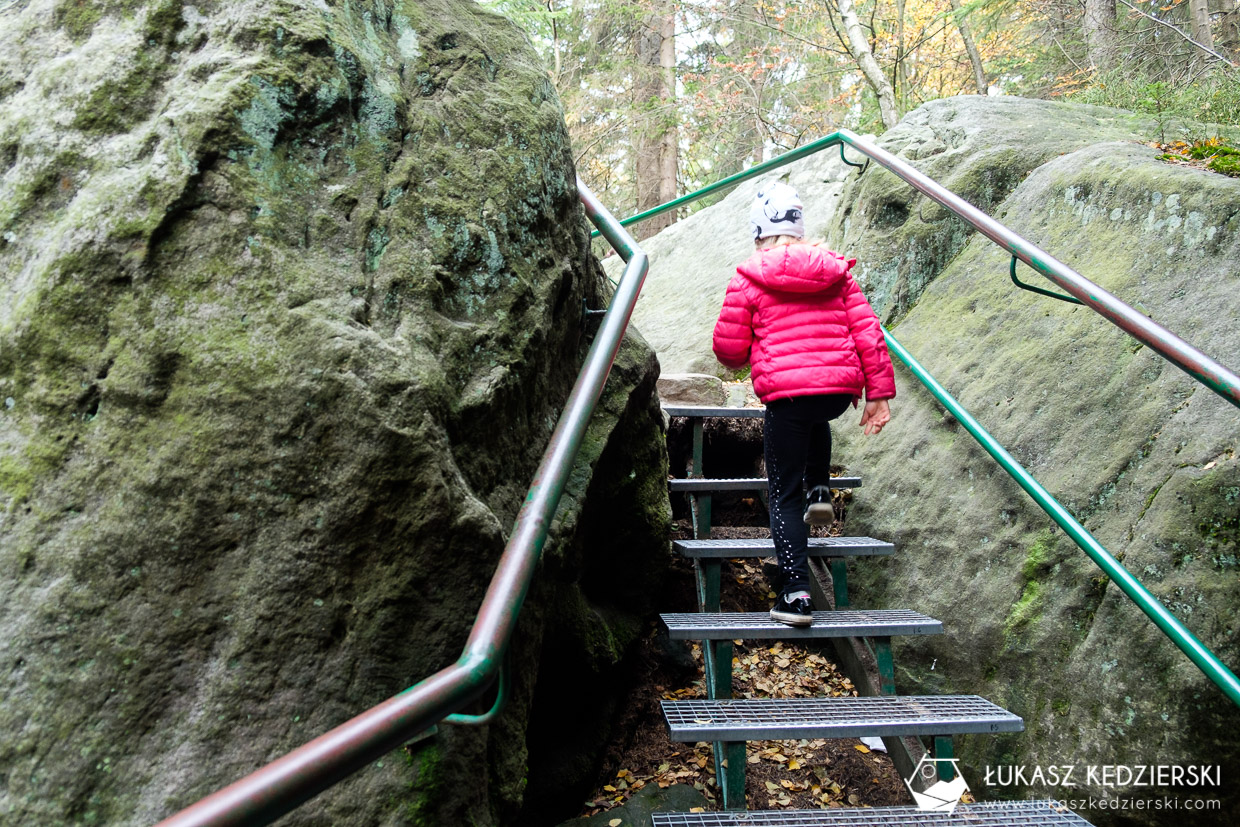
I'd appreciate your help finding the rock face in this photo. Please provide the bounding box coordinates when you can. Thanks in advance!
[620,96,1240,825]
[656,373,726,406]
[0,2,669,825]
[839,137,1240,825]
[822,97,1215,322]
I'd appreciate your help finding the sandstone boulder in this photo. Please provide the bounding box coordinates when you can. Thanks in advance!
[0,1,669,824]
[657,373,726,406]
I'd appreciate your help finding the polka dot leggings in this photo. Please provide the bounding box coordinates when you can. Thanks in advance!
[764,394,853,595]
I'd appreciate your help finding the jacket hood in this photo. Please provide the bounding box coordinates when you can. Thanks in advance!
[737,244,855,294]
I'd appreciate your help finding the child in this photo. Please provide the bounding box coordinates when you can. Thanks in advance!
[712,182,896,626]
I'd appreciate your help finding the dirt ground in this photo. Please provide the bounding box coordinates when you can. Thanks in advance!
[575,506,915,817]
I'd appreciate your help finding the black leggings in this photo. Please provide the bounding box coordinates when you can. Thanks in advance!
[764,394,853,594]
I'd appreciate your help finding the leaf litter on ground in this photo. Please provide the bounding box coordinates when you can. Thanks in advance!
[579,557,911,816]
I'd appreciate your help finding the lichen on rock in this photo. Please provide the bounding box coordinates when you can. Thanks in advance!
[0,1,670,824]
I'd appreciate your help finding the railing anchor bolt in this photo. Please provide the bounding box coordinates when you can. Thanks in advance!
[581,298,607,330]
[839,144,870,176]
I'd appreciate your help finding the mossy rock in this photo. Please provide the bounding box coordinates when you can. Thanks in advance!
[824,96,1240,324]
[0,1,669,824]
[835,140,1240,825]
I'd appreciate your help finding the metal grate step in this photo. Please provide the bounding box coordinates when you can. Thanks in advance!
[669,477,861,492]
[663,695,1023,742]
[651,800,1093,826]
[674,537,893,559]
[664,405,765,419]
[661,609,942,640]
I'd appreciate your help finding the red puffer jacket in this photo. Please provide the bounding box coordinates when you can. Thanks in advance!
[712,243,896,404]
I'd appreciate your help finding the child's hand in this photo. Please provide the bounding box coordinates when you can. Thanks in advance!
[860,399,891,435]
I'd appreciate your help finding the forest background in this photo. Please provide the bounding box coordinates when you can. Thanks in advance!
[483,0,1240,238]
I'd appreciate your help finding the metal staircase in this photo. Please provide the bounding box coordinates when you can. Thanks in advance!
[651,801,1095,826]
[655,404,1093,826]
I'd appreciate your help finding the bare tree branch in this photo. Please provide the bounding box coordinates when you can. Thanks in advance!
[836,0,900,128]
[1116,0,1238,67]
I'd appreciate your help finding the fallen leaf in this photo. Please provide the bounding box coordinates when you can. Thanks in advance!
[603,785,616,792]
[854,744,870,753]
[609,820,622,827]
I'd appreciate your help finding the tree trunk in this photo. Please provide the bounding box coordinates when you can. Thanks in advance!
[633,4,677,238]
[836,0,899,129]
[1083,0,1118,72]
[895,0,907,112]
[1224,1,1240,58]
[1189,0,1216,57]
[658,11,678,211]
[950,0,988,94]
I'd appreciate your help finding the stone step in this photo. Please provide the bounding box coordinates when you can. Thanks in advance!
[663,404,765,419]
[669,476,861,493]
[651,800,1094,826]
[660,609,942,640]
[674,537,893,559]
[662,695,1024,742]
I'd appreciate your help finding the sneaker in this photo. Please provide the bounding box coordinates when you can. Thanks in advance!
[803,485,835,526]
[770,593,814,627]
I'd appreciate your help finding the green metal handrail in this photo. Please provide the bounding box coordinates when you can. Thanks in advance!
[598,129,1240,411]
[609,134,1240,708]
[155,180,650,827]
[884,330,1240,708]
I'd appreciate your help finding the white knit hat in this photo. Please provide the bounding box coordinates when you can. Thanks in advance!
[750,181,805,241]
